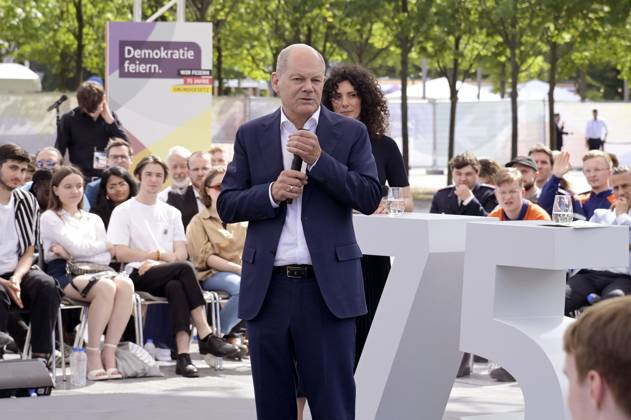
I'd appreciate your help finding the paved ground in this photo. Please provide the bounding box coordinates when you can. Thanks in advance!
[3,343,524,419]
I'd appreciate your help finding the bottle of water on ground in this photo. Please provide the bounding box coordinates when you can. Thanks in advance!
[70,347,87,387]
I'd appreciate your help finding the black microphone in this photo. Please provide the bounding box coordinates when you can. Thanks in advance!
[287,127,306,204]
[46,94,68,112]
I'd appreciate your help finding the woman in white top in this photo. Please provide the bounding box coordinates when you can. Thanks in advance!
[40,166,134,381]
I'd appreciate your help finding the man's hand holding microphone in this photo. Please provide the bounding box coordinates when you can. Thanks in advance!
[271,130,321,204]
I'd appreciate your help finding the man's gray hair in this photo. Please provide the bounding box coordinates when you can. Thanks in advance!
[613,166,631,175]
[166,146,192,163]
[276,44,325,75]
[36,146,64,164]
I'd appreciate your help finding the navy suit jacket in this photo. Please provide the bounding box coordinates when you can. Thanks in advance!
[217,106,382,321]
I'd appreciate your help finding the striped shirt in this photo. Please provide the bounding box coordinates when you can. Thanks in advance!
[12,188,39,258]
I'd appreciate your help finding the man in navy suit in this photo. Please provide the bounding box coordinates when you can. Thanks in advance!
[218,44,381,420]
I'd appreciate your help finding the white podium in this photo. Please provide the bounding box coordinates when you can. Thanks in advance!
[353,213,485,420]
[460,221,628,420]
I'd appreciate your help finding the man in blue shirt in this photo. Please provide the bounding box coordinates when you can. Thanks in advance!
[539,150,614,220]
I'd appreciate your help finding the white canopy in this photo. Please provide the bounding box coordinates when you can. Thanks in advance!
[517,79,580,102]
[384,77,500,101]
[0,63,42,93]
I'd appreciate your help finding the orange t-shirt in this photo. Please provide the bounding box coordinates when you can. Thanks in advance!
[489,200,551,221]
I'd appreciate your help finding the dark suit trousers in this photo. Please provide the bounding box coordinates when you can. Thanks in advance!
[248,273,356,420]
[130,261,205,334]
[565,269,631,315]
[0,269,61,354]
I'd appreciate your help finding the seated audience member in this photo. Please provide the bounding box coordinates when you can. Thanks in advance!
[478,158,501,186]
[528,144,553,189]
[489,168,550,221]
[505,156,540,203]
[209,146,227,168]
[85,138,133,207]
[431,151,497,377]
[486,167,549,382]
[40,166,134,381]
[107,155,239,377]
[564,166,631,316]
[0,143,60,365]
[607,152,619,168]
[563,296,631,420]
[31,168,55,211]
[186,169,246,348]
[91,166,137,229]
[430,152,497,216]
[158,146,192,201]
[24,155,36,185]
[539,150,614,219]
[168,151,212,229]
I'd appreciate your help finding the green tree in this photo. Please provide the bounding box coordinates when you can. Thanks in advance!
[483,0,545,158]
[423,0,488,182]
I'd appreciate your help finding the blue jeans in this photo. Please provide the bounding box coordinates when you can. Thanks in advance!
[201,271,241,336]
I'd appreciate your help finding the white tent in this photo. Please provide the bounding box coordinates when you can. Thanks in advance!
[0,63,42,93]
[383,77,500,101]
[517,79,580,102]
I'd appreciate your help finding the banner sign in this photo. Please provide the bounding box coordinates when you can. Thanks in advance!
[106,22,213,160]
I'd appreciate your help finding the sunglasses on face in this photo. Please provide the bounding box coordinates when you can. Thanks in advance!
[205,184,221,191]
[35,159,58,168]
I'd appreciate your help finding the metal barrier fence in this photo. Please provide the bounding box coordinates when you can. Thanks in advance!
[2,93,631,168]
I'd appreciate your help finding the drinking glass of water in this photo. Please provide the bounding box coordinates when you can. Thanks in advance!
[387,187,405,216]
[552,195,573,224]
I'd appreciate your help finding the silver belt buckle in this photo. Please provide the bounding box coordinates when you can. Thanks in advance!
[286,265,304,278]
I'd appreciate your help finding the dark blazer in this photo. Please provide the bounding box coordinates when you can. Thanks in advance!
[217,106,382,320]
[430,183,497,216]
[167,185,198,229]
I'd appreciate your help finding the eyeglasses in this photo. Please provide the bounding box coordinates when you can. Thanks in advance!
[35,159,58,169]
[583,167,610,175]
[205,184,221,191]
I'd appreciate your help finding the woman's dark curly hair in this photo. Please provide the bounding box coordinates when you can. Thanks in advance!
[322,64,389,138]
[91,166,137,229]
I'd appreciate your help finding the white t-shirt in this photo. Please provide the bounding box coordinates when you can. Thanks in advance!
[0,194,19,274]
[40,209,111,265]
[107,197,186,271]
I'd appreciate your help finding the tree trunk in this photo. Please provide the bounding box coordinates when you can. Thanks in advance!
[400,37,410,172]
[216,40,224,95]
[548,40,558,150]
[499,61,506,99]
[579,67,587,102]
[447,36,461,185]
[399,0,410,172]
[509,13,519,159]
[73,0,84,89]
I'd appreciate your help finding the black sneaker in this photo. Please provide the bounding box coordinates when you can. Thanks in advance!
[175,353,199,378]
[489,367,515,382]
[198,334,240,357]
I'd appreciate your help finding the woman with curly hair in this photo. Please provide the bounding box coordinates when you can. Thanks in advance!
[323,63,413,367]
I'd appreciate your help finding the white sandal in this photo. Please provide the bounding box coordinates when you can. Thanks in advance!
[85,347,109,381]
[103,343,123,379]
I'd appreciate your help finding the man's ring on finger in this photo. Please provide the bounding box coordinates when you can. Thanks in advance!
[287,185,294,192]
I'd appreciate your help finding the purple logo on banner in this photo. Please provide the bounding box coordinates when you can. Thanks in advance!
[119,40,201,79]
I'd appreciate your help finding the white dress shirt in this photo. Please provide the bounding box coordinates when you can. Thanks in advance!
[585,119,608,139]
[269,107,320,266]
[589,208,631,274]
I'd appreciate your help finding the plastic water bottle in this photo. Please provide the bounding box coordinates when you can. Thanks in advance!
[70,347,87,387]
[586,293,601,305]
[144,338,157,360]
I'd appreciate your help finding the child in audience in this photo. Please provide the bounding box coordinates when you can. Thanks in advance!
[40,166,134,381]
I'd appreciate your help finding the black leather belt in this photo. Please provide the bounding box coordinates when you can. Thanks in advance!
[273,265,314,278]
